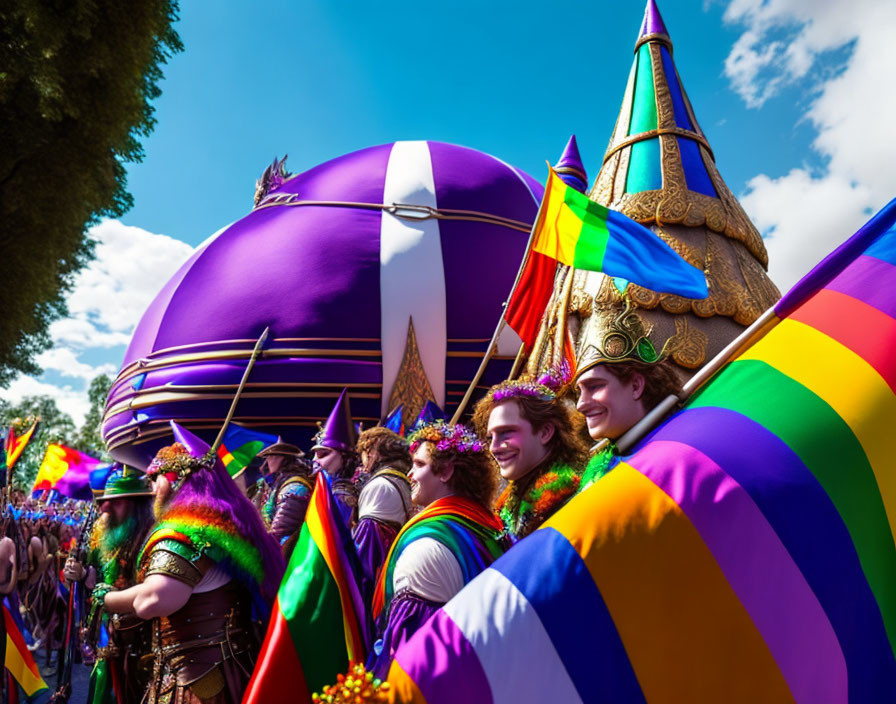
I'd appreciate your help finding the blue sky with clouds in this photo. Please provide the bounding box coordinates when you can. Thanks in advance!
[4,0,895,423]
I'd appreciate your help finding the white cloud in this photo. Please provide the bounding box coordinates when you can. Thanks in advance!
[35,348,117,382]
[61,220,194,345]
[0,220,194,426]
[4,376,91,426]
[722,0,896,292]
[741,169,872,290]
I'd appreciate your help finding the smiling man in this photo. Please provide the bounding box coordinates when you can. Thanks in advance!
[574,301,682,491]
[367,421,504,679]
[473,366,589,541]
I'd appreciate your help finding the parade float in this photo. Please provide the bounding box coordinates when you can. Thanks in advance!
[102,142,543,468]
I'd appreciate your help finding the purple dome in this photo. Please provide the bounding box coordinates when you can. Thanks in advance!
[103,141,543,468]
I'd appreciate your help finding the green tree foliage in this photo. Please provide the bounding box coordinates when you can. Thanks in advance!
[0,395,77,492]
[0,1,182,386]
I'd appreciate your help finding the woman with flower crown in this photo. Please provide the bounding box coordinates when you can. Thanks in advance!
[367,421,506,679]
[472,363,590,541]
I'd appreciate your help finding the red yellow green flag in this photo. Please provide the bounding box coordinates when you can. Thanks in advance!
[4,420,37,471]
[4,599,48,697]
[504,167,708,350]
[242,472,368,703]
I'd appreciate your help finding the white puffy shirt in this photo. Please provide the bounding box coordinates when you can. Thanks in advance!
[392,537,463,604]
[193,563,230,594]
[357,475,409,524]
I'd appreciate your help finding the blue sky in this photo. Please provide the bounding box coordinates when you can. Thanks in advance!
[121,0,809,245]
[5,0,896,423]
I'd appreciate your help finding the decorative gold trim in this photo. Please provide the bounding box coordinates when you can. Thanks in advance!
[388,318,437,429]
[602,127,713,164]
[666,315,708,369]
[112,347,383,389]
[136,337,382,362]
[130,381,383,396]
[634,32,673,53]
[251,196,533,233]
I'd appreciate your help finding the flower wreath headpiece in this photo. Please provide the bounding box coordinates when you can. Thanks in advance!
[408,421,486,455]
[489,360,573,404]
[145,442,215,485]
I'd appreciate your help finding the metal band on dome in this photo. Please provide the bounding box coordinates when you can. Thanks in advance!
[602,127,714,165]
[634,32,673,53]
[251,195,533,234]
[554,165,588,183]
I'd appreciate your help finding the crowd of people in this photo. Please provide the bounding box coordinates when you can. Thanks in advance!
[0,320,681,703]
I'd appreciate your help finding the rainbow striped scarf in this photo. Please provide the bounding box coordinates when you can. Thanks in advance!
[138,505,266,605]
[372,495,504,619]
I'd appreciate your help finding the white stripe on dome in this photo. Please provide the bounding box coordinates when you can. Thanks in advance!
[379,141,446,416]
[444,568,582,704]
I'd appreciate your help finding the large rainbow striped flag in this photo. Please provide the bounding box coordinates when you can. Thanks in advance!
[504,168,707,349]
[3,598,48,698]
[387,199,896,702]
[243,471,368,704]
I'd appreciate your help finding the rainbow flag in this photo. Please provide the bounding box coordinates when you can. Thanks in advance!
[3,598,48,698]
[32,444,102,498]
[217,424,278,477]
[504,168,707,349]
[387,198,896,702]
[5,420,37,471]
[243,471,368,703]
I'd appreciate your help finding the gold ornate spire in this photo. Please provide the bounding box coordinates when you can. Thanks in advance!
[527,1,780,375]
[388,317,436,429]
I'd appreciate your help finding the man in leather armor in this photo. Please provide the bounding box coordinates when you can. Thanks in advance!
[96,422,284,704]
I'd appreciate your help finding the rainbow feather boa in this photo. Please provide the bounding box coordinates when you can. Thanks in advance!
[495,462,581,540]
[372,495,504,619]
[138,505,265,596]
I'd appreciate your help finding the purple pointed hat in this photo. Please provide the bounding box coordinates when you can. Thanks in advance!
[638,0,670,45]
[554,135,588,193]
[171,420,213,458]
[171,421,226,472]
[311,389,357,452]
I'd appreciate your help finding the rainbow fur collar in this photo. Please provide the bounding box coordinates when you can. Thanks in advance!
[138,505,265,591]
[495,461,581,540]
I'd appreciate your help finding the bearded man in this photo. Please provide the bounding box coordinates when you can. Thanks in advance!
[353,426,412,607]
[65,465,155,704]
[95,423,284,704]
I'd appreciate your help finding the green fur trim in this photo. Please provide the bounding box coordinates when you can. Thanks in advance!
[143,514,264,589]
[497,462,581,539]
[579,444,617,493]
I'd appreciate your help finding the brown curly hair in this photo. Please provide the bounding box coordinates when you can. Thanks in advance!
[418,442,498,508]
[472,387,589,471]
[597,359,683,410]
[356,426,411,474]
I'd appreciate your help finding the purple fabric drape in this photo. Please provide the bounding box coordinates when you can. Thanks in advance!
[353,518,399,608]
[368,592,442,680]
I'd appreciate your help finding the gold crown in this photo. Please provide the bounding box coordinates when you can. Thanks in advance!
[575,298,662,378]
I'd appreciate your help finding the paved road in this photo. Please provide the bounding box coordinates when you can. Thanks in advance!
[28,650,91,704]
